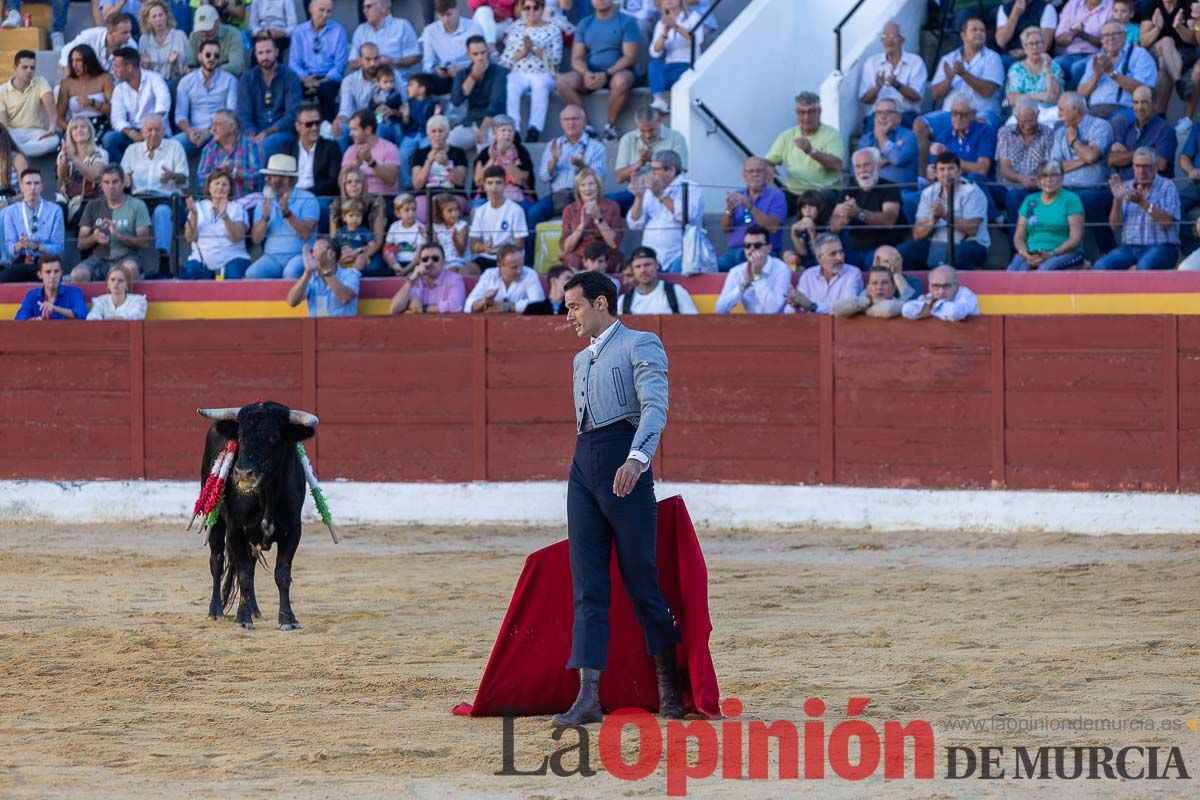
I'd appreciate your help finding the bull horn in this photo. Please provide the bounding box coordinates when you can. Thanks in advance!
[288,409,319,427]
[197,407,241,421]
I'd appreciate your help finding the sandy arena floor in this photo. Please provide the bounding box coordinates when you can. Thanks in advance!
[0,518,1197,799]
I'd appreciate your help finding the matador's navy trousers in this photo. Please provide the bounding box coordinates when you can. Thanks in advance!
[566,421,680,669]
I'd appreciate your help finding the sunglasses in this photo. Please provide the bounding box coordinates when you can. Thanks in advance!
[743,241,768,250]
[300,119,320,128]
[420,255,442,263]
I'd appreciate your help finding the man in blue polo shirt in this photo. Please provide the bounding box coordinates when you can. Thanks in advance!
[556,0,641,141]
[15,257,86,320]
[903,91,996,224]
[285,238,360,317]
[1108,86,1174,181]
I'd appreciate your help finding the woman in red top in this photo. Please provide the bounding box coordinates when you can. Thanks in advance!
[559,167,623,269]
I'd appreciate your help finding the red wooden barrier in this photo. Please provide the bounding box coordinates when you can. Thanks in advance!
[0,316,1195,493]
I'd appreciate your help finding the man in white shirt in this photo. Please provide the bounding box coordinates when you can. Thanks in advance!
[104,47,172,164]
[858,22,927,126]
[902,264,980,321]
[469,164,530,272]
[618,246,698,314]
[351,0,421,79]
[59,12,133,72]
[626,149,702,273]
[715,225,792,314]
[120,113,188,274]
[897,151,990,271]
[786,233,865,314]
[464,243,546,312]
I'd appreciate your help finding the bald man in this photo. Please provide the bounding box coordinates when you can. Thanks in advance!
[901,265,980,321]
[1107,85,1174,181]
[718,156,788,270]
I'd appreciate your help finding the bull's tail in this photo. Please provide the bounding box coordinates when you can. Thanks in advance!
[220,539,239,614]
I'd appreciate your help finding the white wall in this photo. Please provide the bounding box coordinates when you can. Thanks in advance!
[672,0,927,208]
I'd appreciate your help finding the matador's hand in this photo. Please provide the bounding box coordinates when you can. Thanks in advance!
[612,459,643,497]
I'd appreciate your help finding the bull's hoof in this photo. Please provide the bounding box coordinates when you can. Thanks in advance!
[279,622,302,631]
[235,620,255,630]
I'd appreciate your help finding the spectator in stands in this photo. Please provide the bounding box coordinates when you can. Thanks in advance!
[858,98,919,189]
[1005,27,1063,119]
[614,246,695,314]
[765,91,844,213]
[908,92,995,223]
[786,232,865,315]
[626,150,702,273]
[1054,0,1110,86]
[1113,0,1141,46]
[611,105,689,214]
[396,73,438,190]
[1177,112,1200,226]
[333,43,382,151]
[830,147,904,269]
[389,241,466,313]
[579,240,620,282]
[239,34,303,158]
[342,110,402,197]
[432,192,469,269]
[288,0,348,122]
[901,264,980,321]
[859,22,926,127]
[647,0,701,114]
[928,16,1004,126]
[899,151,990,271]
[831,264,906,319]
[0,51,59,159]
[1050,91,1115,251]
[181,168,251,279]
[994,0,1059,67]
[174,39,238,157]
[330,165,387,264]
[15,257,86,320]
[557,0,640,141]
[120,113,187,275]
[188,4,245,76]
[412,114,470,223]
[1096,145,1181,269]
[449,35,507,150]
[1008,159,1087,270]
[717,156,786,271]
[383,193,424,275]
[198,110,265,198]
[140,0,190,86]
[73,164,151,282]
[56,45,114,141]
[246,153,319,279]
[94,0,146,28]
[997,97,1055,224]
[716,225,792,314]
[468,165,529,271]
[248,0,300,52]
[3,1,70,51]
[560,166,622,270]
[470,0,517,51]
[500,0,562,142]
[1109,85,1175,180]
[60,12,134,73]
[465,242,545,311]
[331,198,384,275]
[1078,20,1156,122]
[471,115,534,209]
[198,0,248,31]
[286,238,360,317]
[86,262,147,320]
[281,103,340,222]
[784,190,828,270]
[867,243,918,299]
[1138,0,1196,114]
[423,0,485,95]
[105,47,171,163]
[0,169,64,283]
[56,117,108,230]
[524,264,575,315]
[527,104,607,234]
[350,0,420,78]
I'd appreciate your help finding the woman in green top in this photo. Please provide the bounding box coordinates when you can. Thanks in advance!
[1008,159,1086,270]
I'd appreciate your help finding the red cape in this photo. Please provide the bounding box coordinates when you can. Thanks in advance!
[453,495,720,718]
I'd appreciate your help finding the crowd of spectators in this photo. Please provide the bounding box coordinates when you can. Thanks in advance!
[8,0,1200,322]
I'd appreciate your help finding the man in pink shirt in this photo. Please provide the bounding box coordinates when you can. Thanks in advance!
[785,232,864,314]
[388,242,466,313]
[1054,0,1113,87]
[341,109,402,195]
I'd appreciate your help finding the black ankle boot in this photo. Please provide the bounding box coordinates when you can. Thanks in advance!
[552,668,603,725]
[654,647,684,720]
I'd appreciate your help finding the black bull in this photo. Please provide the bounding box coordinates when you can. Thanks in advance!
[197,402,317,631]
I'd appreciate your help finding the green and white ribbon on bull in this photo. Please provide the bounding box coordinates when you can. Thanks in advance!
[297,443,338,544]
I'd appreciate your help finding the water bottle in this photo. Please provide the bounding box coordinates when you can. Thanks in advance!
[22,12,31,26]
[741,201,753,226]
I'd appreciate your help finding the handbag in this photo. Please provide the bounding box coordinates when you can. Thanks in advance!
[681,224,717,275]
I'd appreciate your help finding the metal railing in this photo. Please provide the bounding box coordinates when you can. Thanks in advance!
[689,0,726,68]
[692,97,786,190]
[834,0,871,72]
